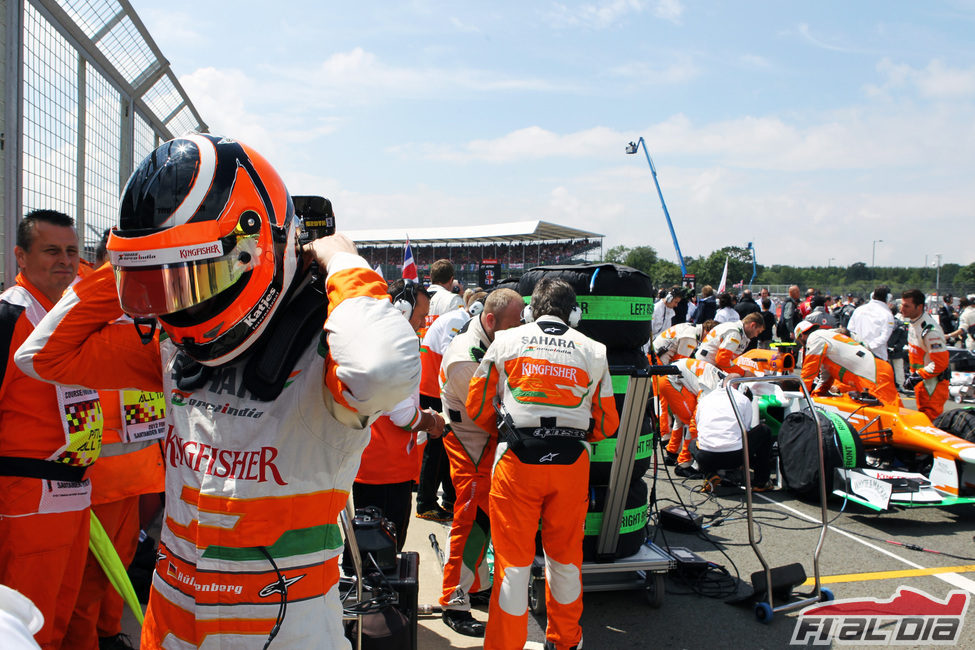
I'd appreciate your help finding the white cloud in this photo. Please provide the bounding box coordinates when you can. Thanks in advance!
[873,58,975,99]
[549,0,650,29]
[609,59,700,84]
[653,0,684,23]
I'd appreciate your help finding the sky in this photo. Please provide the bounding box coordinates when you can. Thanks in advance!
[131,0,975,269]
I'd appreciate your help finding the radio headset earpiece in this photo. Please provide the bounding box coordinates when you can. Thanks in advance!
[523,302,582,327]
[568,304,582,328]
[391,281,419,320]
[469,295,487,317]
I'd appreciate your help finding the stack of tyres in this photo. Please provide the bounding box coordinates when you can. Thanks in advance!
[518,264,655,561]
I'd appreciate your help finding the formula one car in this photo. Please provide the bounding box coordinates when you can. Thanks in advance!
[736,348,975,511]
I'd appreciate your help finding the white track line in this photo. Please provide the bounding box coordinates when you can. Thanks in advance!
[753,493,975,594]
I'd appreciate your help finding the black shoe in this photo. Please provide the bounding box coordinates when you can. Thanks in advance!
[442,609,486,637]
[469,587,492,606]
[99,633,137,650]
[545,640,580,650]
[417,505,452,522]
[664,452,679,466]
[674,464,702,479]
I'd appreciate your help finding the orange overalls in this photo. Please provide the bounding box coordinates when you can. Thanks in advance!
[467,315,619,650]
[0,274,102,650]
[800,329,901,407]
[693,320,750,374]
[438,314,496,613]
[907,313,950,420]
[660,359,726,465]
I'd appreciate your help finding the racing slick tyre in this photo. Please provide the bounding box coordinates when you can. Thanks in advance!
[589,416,654,485]
[933,407,975,443]
[517,264,654,350]
[582,480,649,562]
[777,408,865,499]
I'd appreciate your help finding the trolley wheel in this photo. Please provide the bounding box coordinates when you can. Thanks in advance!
[528,576,546,616]
[755,601,773,624]
[644,572,664,608]
[820,588,834,602]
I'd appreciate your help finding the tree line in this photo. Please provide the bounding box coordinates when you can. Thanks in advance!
[604,245,975,297]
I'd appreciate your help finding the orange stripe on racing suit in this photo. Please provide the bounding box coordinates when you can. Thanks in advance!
[466,316,618,649]
[907,312,950,419]
[15,255,421,649]
[693,320,749,374]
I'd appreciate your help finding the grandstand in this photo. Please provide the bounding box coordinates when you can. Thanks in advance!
[347,220,605,287]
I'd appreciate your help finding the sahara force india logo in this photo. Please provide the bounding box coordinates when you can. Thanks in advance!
[791,586,969,645]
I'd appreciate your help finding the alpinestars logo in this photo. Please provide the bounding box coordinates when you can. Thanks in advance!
[259,574,306,598]
[791,586,969,645]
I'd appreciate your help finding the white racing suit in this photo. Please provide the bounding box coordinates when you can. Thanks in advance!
[15,255,420,649]
[466,315,618,650]
[438,314,495,613]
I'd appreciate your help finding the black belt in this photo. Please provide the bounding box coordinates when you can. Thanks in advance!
[513,427,588,441]
[0,456,88,482]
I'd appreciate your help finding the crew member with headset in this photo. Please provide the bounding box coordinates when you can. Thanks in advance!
[15,133,420,648]
[658,357,727,475]
[437,288,523,637]
[467,278,619,650]
[793,321,900,407]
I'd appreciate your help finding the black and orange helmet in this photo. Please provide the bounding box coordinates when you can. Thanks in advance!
[107,133,298,366]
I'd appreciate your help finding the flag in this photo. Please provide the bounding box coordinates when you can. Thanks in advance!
[717,257,729,292]
[373,263,384,279]
[402,239,418,281]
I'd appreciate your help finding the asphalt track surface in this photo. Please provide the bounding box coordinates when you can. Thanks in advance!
[124,399,975,648]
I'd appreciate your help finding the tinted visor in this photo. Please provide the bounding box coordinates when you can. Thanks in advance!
[113,239,257,317]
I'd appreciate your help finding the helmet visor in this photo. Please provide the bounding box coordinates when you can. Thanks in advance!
[111,238,258,317]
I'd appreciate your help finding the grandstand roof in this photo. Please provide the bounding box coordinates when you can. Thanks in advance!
[345,220,602,245]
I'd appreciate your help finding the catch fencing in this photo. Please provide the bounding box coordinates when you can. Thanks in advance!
[1,0,206,287]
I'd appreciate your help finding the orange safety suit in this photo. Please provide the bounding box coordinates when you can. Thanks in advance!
[354,394,426,550]
[63,387,166,649]
[661,359,726,465]
[438,314,495,613]
[14,259,420,649]
[0,273,102,650]
[800,329,900,407]
[467,315,619,650]
[651,322,704,446]
[693,320,750,374]
[906,312,950,420]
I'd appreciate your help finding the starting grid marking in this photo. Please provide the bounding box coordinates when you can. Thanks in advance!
[752,492,975,595]
[801,564,975,586]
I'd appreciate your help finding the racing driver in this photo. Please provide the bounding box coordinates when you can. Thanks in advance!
[15,133,420,648]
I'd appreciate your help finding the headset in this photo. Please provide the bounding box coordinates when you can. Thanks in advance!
[468,295,487,317]
[390,281,420,319]
[522,302,583,328]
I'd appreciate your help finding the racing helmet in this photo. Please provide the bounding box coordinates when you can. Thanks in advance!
[107,133,298,366]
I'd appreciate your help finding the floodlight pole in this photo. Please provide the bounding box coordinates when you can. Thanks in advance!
[626,137,687,276]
